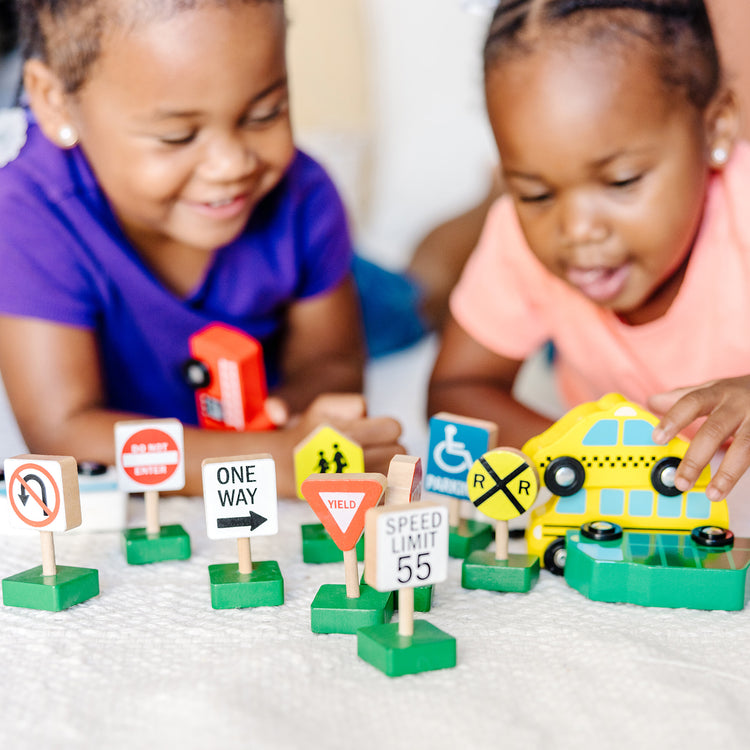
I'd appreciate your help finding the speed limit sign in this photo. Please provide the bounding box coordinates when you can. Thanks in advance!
[364,502,448,592]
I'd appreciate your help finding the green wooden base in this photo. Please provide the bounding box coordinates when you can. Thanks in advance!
[311,583,394,634]
[462,550,540,592]
[565,529,750,611]
[301,523,365,563]
[357,620,457,677]
[449,519,494,559]
[123,524,191,565]
[2,565,99,611]
[394,586,434,612]
[209,560,284,609]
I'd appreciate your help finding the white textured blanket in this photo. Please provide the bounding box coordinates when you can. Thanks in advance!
[1,338,749,750]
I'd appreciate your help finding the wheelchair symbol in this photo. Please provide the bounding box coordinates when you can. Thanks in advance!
[433,424,475,475]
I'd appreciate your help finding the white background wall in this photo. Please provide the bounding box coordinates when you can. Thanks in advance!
[290,0,498,269]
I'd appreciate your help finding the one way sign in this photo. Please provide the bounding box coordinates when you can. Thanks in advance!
[201,454,278,540]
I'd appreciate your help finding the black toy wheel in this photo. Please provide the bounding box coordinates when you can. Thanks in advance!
[544,457,585,496]
[581,520,623,542]
[651,457,682,496]
[691,525,734,548]
[543,537,567,576]
[181,358,211,389]
[77,461,107,476]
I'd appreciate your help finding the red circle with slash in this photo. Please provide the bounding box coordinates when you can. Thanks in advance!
[121,428,180,486]
[8,463,61,528]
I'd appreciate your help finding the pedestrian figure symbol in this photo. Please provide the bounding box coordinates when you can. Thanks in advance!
[315,444,348,474]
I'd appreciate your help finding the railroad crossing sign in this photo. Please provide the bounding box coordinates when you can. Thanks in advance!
[201,454,278,540]
[466,448,539,521]
[364,502,449,591]
[115,419,185,493]
[300,473,386,550]
[3,455,81,532]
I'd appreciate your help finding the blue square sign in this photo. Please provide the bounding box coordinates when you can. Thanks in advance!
[425,414,496,500]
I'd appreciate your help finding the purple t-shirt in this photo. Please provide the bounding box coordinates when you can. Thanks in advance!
[0,117,353,425]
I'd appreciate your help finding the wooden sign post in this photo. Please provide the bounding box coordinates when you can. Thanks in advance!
[301,472,393,633]
[383,455,434,613]
[115,418,191,565]
[425,413,498,559]
[359,502,455,677]
[1,455,99,611]
[463,447,541,593]
[294,424,366,563]
[201,454,283,608]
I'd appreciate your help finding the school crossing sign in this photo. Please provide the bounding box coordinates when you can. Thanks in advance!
[201,454,278,540]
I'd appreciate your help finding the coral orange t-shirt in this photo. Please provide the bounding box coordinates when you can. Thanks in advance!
[450,142,750,410]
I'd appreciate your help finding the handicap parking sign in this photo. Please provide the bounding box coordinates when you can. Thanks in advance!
[424,413,497,500]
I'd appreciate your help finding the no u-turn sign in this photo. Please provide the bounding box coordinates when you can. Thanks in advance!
[3,455,81,532]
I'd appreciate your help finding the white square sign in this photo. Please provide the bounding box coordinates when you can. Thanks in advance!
[115,419,185,493]
[3,455,81,533]
[201,454,278,540]
[364,503,449,592]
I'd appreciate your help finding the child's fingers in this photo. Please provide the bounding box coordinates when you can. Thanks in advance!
[363,443,408,476]
[651,384,718,444]
[344,415,403,448]
[307,393,367,421]
[672,406,741,494]
[264,396,289,427]
[705,429,750,501]
[647,385,704,418]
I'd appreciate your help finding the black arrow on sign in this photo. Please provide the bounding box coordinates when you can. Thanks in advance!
[18,473,50,516]
[217,511,267,530]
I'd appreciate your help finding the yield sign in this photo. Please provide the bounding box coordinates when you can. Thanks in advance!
[301,473,386,551]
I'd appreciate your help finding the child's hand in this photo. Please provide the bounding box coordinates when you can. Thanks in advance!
[649,376,750,501]
[271,393,405,497]
[295,394,405,476]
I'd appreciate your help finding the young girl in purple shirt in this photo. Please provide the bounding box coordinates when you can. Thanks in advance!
[0,0,404,497]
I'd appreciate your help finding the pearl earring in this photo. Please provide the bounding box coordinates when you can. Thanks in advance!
[58,124,78,148]
[712,146,728,166]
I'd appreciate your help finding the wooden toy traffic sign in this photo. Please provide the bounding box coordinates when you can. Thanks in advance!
[115,419,185,493]
[364,503,449,593]
[1,455,100,612]
[116,419,190,564]
[300,473,386,551]
[201,454,278,540]
[4,456,81,533]
[385,455,423,505]
[466,447,540,567]
[467,447,539,521]
[293,424,364,498]
[425,413,498,500]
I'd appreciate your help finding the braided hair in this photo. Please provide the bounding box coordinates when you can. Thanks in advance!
[484,0,721,110]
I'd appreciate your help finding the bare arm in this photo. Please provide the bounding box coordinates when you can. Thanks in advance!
[0,312,403,498]
[271,274,365,413]
[428,315,552,448]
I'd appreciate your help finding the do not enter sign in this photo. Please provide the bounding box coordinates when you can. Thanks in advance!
[115,419,185,493]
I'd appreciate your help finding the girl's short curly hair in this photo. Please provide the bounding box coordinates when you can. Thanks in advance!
[484,0,721,111]
[17,0,282,94]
